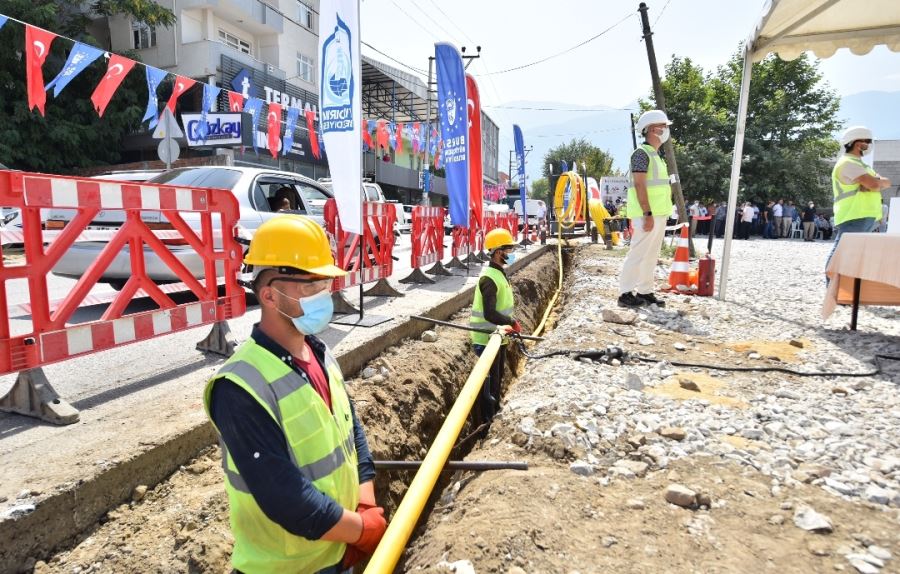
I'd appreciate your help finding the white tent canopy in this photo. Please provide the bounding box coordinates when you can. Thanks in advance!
[718,0,900,299]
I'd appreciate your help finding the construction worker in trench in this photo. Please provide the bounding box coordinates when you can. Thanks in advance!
[203,215,387,574]
[469,228,523,425]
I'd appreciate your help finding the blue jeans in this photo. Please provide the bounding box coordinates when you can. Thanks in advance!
[826,217,877,271]
[763,221,774,239]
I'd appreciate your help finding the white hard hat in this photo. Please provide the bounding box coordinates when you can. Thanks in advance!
[840,126,873,147]
[635,109,672,134]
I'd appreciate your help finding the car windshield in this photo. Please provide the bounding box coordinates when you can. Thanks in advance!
[147,168,242,190]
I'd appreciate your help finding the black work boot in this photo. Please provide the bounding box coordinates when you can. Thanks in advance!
[636,292,666,307]
[617,292,646,308]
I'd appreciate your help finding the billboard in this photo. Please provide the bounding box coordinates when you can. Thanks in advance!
[600,176,629,205]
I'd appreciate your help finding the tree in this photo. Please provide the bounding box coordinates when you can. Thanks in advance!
[528,177,548,199]
[647,48,841,205]
[542,138,616,182]
[0,0,175,173]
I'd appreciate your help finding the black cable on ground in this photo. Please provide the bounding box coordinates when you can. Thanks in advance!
[512,336,900,379]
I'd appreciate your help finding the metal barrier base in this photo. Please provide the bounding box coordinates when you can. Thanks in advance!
[0,368,79,425]
[446,256,467,269]
[196,321,237,357]
[425,261,453,277]
[464,253,483,265]
[332,291,361,315]
[399,268,436,285]
[331,313,392,328]
[364,279,404,298]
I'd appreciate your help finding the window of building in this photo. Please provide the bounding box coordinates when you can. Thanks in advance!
[297,53,314,83]
[132,21,157,50]
[218,29,252,55]
[298,2,313,28]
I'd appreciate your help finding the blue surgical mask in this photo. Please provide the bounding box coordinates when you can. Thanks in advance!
[504,253,516,265]
[276,289,334,335]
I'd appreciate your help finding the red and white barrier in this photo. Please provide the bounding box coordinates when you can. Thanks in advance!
[0,170,245,425]
[324,199,398,294]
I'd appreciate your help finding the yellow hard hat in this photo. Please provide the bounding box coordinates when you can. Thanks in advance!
[484,228,515,251]
[244,215,346,277]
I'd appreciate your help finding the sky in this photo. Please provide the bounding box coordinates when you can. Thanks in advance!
[359,0,900,165]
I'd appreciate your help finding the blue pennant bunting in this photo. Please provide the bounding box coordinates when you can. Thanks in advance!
[388,122,397,150]
[141,66,169,129]
[282,107,300,156]
[197,83,222,142]
[242,97,264,155]
[560,160,568,172]
[45,42,104,98]
[0,15,8,30]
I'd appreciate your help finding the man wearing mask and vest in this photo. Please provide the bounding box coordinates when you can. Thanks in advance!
[827,126,892,269]
[469,228,522,425]
[618,109,674,308]
[204,215,387,574]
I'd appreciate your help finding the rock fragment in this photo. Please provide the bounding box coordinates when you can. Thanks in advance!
[420,330,438,343]
[664,484,696,508]
[793,505,833,533]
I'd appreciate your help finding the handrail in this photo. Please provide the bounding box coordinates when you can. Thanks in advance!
[363,332,504,573]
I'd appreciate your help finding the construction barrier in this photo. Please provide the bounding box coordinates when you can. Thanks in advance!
[505,213,519,240]
[324,199,402,304]
[399,206,448,284]
[0,170,245,424]
[446,226,471,269]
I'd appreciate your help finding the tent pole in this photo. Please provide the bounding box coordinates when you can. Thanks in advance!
[718,45,753,301]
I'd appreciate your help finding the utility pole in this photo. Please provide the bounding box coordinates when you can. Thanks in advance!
[629,113,638,150]
[638,2,692,253]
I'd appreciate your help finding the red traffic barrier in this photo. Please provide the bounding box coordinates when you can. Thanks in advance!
[0,170,245,425]
[446,226,470,269]
[482,211,498,235]
[324,199,401,301]
[399,206,448,284]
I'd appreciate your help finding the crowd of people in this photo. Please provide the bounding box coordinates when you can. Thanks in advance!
[680,198,840,241]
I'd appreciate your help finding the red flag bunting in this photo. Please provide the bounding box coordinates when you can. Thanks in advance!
[434,140,442,170]
[376,120,389,150]
[362,120,374,149]
[25,25,58,116]
[412,122,421,155]
[267,103,282,159]
[90,54,136,117]
[396,122,404,154]
[466,75,484,229]
[165,76,197,113]
[305,110,320,160]
[228,91,244,112]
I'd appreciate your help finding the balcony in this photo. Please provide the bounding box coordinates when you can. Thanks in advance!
[179,39,286,80]
[182,0,283,35]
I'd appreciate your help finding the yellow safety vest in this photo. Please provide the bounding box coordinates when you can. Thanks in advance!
[832,154,882,226]
[626,143,673,218]
[203,338,359,574]
[470,266,515,346]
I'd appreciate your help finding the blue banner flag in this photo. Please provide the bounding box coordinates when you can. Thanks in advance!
[45,42,104,98]
[560,160,568,173]
[197,83,222,142]
[282,107,300,156]
[0,15,8,30]
[388,122,397,150]
[141,66,169,128]
[435,42,469,227]
[243,97,265,154]
[514,124,527,220]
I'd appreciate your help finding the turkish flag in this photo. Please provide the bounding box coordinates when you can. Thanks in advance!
[466,75,484,230]
[412,122,421,155]
[361,120,374,150]
[228,91,244,112]
[305,110,320,160]
[396,122,404,154]
[164,75,196,112]
[25,25,58,116]
[90,54,136,117]
[434,140,442,170]
[376,120,389,150]
[267,103,282,159]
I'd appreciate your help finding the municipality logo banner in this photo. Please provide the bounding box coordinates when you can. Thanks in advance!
[319,0,361,234]
[435,42,469,228]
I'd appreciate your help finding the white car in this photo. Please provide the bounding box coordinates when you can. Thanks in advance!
[51,166,333,289]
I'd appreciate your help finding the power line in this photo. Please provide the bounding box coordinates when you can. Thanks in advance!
[424,0,477,46]
[407,0,464,46]
[361,41,429,75]
[476,12,636,76]
[530,126,633,139]
[653,0,674,27]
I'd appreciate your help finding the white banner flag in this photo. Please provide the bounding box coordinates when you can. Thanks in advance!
[319,0,361,234]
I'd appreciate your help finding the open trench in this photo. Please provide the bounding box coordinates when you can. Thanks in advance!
[28,246,572,574]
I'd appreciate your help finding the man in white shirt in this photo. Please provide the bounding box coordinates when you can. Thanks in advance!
[772,200,784,239]
[739,202,754,240]
[688,200,700,237]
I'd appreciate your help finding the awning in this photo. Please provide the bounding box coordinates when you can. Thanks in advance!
[718,0,900,300]
[749,0,900,61]
[361,55,432,123]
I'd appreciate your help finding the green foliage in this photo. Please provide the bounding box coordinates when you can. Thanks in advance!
[90,0,176,27]
[528,177,548,199]
[541,138,616,182]
[0,0,174,173]
[646,49,842,205]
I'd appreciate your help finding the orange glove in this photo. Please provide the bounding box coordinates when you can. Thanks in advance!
[356,501,377,513]
[354,506,387,555]
[341,544,367,570]
[511,320,523,334]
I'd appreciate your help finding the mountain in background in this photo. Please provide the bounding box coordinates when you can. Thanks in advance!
[489,90,900,185]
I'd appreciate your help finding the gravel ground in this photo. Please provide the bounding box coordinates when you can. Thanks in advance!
[405,237,900,574]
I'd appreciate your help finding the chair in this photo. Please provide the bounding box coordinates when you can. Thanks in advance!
[790,219,803,239]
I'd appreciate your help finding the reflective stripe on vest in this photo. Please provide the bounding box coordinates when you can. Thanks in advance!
[832,154,881,226]
[626,144,673,218]
[470,267,515,346]
[203,339,359,574]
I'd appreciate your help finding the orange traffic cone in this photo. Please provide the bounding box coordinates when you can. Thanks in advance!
[667,225,692,292]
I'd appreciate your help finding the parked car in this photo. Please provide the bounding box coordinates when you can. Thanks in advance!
[51,166,334,289]
[512,199,546,230]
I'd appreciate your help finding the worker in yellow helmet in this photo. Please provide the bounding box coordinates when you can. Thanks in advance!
[469,228,522,425]
[203,215,387,574]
